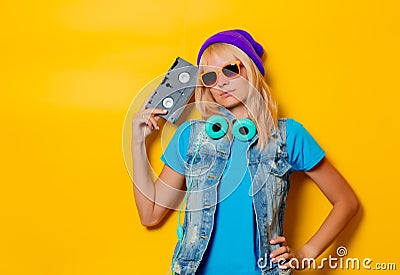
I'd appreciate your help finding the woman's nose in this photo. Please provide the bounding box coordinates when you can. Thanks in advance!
[217,71,229,87]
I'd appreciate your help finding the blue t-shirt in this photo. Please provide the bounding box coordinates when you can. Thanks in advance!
[161,119,325,274]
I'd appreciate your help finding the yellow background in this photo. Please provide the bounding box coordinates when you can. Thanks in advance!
[1,0,399,274]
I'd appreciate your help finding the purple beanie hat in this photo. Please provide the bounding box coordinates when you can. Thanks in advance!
[197,29,265,76]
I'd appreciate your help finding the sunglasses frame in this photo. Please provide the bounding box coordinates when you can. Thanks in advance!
[198,60,242,87]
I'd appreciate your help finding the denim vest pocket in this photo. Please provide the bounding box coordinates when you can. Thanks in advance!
[266,156,291,177]
[254,155,291,196]
[185,142,217,176]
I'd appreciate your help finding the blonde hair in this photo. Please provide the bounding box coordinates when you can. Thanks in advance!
[195,43,278,151]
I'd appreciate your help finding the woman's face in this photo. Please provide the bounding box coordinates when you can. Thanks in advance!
[202,51,250,117]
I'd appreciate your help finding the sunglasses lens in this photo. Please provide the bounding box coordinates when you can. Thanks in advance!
[201,72,217,86]
[222,63,240,78]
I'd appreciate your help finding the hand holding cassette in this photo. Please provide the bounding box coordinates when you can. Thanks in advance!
[145,57,198,124]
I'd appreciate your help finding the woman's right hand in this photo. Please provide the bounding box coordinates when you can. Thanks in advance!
[132,108,168,144]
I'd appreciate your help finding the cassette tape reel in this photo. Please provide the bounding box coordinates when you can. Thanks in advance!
[145,57,198,124]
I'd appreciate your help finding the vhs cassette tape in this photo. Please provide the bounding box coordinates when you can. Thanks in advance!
[145,57,198,124]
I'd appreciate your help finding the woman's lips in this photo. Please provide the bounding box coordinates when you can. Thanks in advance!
[220,90,234,97]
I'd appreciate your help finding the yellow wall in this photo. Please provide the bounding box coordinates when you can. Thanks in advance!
[1,0,399,274]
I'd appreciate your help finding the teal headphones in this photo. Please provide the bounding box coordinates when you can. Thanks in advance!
[170,115,257,274]
[205,115,257,141]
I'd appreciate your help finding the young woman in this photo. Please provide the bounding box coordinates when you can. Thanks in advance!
[131,29,359,275]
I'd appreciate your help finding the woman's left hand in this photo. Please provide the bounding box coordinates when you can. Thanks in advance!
[269,236,299,270]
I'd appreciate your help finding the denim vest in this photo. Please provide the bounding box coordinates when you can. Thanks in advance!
[172,116,292,275]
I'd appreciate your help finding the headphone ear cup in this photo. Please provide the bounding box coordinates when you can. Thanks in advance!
[205,115,229,139]
[232,118,257,141]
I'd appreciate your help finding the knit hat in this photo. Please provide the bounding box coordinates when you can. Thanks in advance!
[197,29,265,76]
